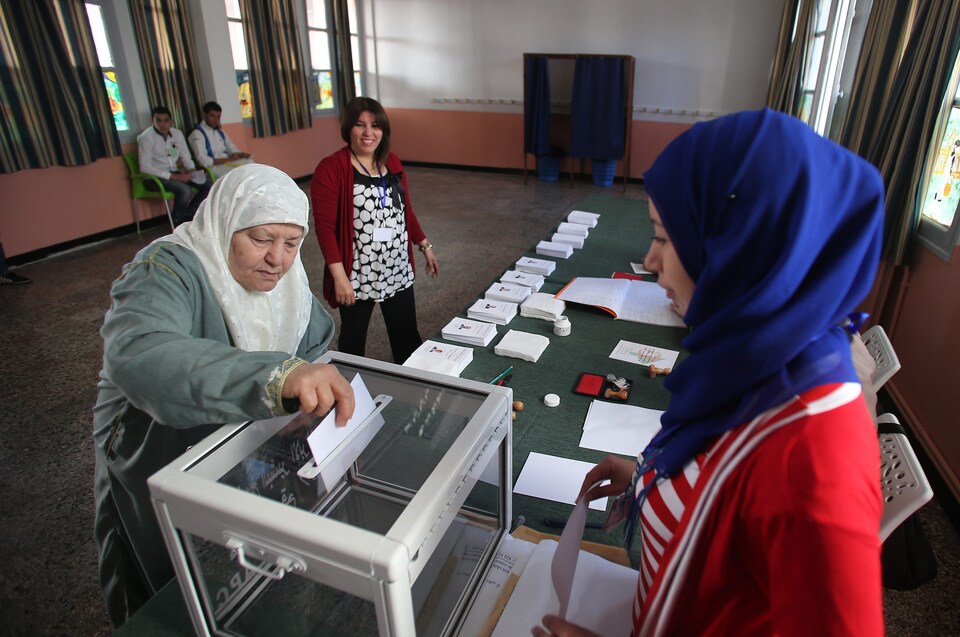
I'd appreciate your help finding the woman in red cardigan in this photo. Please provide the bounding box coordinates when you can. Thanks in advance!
[311,97,439,363]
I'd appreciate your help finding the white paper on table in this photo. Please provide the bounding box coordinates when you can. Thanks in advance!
[630,261,651,274]
[491,540,635,637]
[568,210,600,227]
[513,453,607,511]
[580,400,663,457]
[556,222,589,237]
[457,535,538,637]
[608,339,680,368]
[306,374,376,466]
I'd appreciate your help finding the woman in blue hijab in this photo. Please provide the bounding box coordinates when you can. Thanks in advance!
[535,109,885,636]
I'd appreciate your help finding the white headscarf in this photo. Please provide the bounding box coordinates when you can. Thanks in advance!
[163,164,312,354]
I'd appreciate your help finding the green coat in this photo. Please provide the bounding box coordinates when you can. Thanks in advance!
[92,241,334,626]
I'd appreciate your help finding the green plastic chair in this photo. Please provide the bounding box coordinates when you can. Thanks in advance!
[122,151,175,233]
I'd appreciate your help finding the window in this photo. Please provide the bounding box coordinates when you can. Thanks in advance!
[345,0,363,98]
[224,0,252,119]
[797,0,855,136]
[85,2,128,131]
[916,55,960,260]
[305,0,335,112]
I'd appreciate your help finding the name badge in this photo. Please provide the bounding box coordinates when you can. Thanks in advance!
[373,227,394,242]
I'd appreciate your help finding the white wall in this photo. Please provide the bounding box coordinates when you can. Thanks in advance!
[364,0,783,122]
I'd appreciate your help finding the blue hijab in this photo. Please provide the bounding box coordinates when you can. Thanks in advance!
[640,109,884,479]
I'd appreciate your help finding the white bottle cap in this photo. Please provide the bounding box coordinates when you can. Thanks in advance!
[544,393,560,407]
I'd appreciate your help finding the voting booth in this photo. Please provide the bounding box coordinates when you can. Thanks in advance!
[148,352,513,637]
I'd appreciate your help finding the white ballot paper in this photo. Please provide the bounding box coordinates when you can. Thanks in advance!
[492,539,635,637]
[306,374,380,488]
[513,453,607,511]
[568,210,600,227]
[556,222,589,237]
[630,261,651,275]
[609,339,680,368]
[580,400,663,457]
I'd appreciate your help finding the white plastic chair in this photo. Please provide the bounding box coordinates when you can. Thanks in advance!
[877,413,933,542]
[862,324,901,392]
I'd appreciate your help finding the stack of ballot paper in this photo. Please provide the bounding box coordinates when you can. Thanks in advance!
[402,339,473,377]
[536,240,573,259]
[516,256,556,276]
[467,298,518,325]
[520,292,566,321]
[551,232,585,249]
[500,270,545,291]
[441,317,498,346]
[494,329,550,362]
[567,209,600,227]
[484,281,531,303]
[556,222,589,238]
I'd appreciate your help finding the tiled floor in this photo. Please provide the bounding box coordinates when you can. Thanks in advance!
[0,166,956,635]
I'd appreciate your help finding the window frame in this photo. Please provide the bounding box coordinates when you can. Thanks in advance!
[916,57,960,261]
[299,0,339,116]
[799,0,857,136]
[85,0,141,143]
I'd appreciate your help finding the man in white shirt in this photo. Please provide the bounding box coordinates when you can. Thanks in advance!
[187,101,252,178]
[137,106,212,226]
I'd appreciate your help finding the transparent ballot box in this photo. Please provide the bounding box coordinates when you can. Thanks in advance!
[148,352,513,637]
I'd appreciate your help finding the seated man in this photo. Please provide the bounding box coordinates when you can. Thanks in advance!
[188,101,252,178]
[137,106,212,226]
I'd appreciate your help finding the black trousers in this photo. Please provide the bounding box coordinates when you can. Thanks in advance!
[338,285,423,363]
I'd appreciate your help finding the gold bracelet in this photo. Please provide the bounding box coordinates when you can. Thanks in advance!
[418,242,433,253]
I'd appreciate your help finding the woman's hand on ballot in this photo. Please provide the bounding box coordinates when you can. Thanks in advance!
[282,363,355,425]
[577,455,636,503]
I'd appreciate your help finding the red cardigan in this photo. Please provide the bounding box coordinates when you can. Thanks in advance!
[310,145,427,308]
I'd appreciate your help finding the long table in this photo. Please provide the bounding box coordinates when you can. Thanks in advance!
[115,193,688,635]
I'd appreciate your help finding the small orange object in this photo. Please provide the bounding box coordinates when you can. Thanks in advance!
[604,387,629,400]
[648,365,672,377]
[513,400,524,411]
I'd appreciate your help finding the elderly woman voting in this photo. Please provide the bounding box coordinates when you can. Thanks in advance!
[311,97,439,363]
[92,164,354,627]
[535,110,885,637]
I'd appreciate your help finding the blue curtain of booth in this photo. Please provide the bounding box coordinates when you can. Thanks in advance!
[523,55,552,156]
[569,57,626,161]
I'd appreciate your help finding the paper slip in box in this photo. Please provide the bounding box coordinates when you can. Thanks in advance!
[536,241,573,259]
[556,222,589,237]
[500,270,545,291]
[567,210,600,227]
[551,232,585,249]
[484,281,531,304]
[467,298,518,325]
[516,256,556,276]
[402,339,473,377]
[494,329,549,362]
[441,317,498,346]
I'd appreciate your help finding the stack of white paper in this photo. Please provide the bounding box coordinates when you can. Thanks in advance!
[484,281,532,304]
[467,298,518,325]
[567,210,600,227]
[494,329,550,362]
[441,317,498,346]
[402,339,473,377]
[520,293,566,321]
[516,256,556,276]
[500,270,545,291]
[536,241,573,259]
[551,232,585,249]
[556,222,589,237]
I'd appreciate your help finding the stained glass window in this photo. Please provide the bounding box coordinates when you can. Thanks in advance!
[86,3,128,131]
[306,0,335,114]
[920,92,960,229]
[225,0,251,119]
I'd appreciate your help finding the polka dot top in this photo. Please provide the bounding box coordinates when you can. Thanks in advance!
[350,169,414,301]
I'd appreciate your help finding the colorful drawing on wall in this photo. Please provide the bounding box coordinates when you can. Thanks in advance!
[236,70,252,119]
[103,71,128,131]
[920,106,960,228]
[313,70,333,112]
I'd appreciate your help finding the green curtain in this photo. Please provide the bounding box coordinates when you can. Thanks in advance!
[766,0,818,116]
[239,0,312,138]
[838,0,960,266]
[0,0,120,174]
[128,0,203,131]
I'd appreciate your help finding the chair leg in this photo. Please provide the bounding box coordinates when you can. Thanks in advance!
[133,200,141,235]
[162,199,175,232]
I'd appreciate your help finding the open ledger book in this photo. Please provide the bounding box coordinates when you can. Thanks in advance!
[556,277,685,327]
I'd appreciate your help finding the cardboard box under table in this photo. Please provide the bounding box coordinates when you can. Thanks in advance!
[148,352,513,637]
